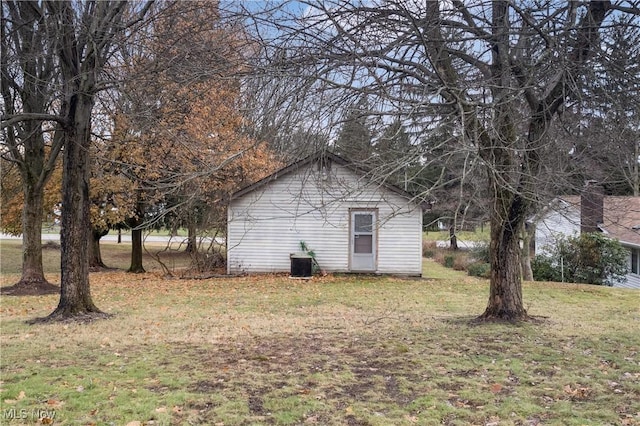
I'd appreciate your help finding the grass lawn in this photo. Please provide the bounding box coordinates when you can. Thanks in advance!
[1,241,639,425]
[40,225,192,238]
[423,227,490,243]
[0,240,193,275]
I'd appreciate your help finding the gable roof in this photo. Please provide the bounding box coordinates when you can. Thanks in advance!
[231,150,430,209]
[543,195,640,248]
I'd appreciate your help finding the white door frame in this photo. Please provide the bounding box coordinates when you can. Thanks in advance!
[349,209,377,272]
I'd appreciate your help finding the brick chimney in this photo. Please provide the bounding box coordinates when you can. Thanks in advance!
[581,180,604,234]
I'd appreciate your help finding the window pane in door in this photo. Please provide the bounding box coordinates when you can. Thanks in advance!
[354,235,373,253]
[354,214,372,233]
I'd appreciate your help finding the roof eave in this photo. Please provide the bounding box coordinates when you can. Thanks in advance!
[231,150,430,209]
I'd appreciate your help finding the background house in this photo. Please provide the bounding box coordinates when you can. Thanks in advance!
[227,151,426,276]
[532,189,640,289]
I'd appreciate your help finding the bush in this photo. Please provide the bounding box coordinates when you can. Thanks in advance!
[434,249,472,272]
[443,254,455,268]
[453,254,469,271]
[467,262,490,278]
[422,240,437,258]
[531,255,561,282]
[470,241,490,263]
[531,233,629,285]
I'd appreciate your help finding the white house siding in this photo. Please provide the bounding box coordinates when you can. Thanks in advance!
[616,246,640,289]
[534,202,580,256]
[617,273,640,289]
[227,161,423,275]
[534,199,640,289]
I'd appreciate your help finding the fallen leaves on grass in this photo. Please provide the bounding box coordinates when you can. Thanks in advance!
[563,384,593,399]
[46,399,64,408]
[489,383,503,393]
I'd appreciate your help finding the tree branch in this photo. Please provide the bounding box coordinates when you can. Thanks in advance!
[1,113,67,130]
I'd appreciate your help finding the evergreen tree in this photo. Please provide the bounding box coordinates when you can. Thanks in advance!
[334,98,373,162]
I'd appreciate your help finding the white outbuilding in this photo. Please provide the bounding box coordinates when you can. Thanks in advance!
[226,151,427,276]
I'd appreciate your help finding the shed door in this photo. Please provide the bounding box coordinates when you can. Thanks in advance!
[350,210,376,272]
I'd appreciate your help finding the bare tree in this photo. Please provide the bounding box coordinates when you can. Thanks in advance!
[45,1,156,320]
[1,0,154,320]
[575,16,640,196]
[1,2,62,294]
[237,1,638,321]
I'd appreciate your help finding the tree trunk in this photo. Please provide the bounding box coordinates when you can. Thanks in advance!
[520,223,534,281]
[186,223,197,253]
[128,227,146,273]
[449,225,458,250]
[89,227,109,269]
[127,198,146,273]
[3,181,60,296]
[479,194,527,321]
[47,92,103,320]
[20,183,56,288]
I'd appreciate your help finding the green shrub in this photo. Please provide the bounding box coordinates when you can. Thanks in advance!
[531,255,561,282]
[467,262,491,278]
[531,233,629,285]
[423,249,436,258]
[443,254,455,268]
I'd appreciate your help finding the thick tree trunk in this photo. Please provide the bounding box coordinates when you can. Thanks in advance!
[128,226,146,273]
[20,186,51,286]
[89,227,109,269]
[46,93,104,320]
[479,192,528,322]
[3,183,59,296]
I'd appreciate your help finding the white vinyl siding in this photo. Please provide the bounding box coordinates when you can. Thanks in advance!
[615,247,640,289]
[534,199,640,289]
[227,160,422,275]
[534,203,580,256]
